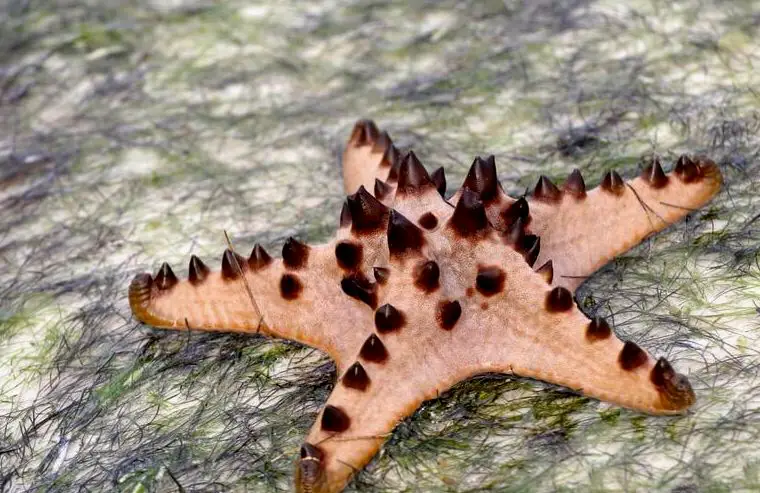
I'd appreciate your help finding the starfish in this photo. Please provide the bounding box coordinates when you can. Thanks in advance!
[128,120,722,493]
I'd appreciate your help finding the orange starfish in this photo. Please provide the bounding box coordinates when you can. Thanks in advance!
[129,120,722,493]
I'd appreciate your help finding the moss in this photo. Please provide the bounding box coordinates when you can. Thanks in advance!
[630,415,647,442]
[95,360,148,405]
[117,466,161,493]
[69,23,135,55]
[251,341,303,367]
[0,293,56,342]
[664,419,686,441]
[598,408,621,425]
[743,460,760,490]
[529,391,588,439]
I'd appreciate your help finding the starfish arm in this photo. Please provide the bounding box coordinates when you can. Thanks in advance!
[296,350,460,493]
[526,156,722,290]
[340,123,721,291]
[431,213,697,416]
[465,249,696,415]
[128,241,372,370]
[342,120,396,195]
[296,346,450,493]
[432,220,697,416]
[294,254,470,493]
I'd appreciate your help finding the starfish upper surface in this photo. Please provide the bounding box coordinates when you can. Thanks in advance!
[129,120,722,492]
[343,120,723,291]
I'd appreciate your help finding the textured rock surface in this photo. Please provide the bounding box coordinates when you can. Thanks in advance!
[1,1,759,492]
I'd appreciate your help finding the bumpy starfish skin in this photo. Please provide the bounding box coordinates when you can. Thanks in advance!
[129,120,721,493]
[129,242,372,373]
[343,120,722,291]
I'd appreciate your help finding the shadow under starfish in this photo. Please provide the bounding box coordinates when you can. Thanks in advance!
[128,120,722,493]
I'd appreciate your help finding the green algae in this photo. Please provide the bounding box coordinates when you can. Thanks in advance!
[95,360,149,405]
[598,408,621,425]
